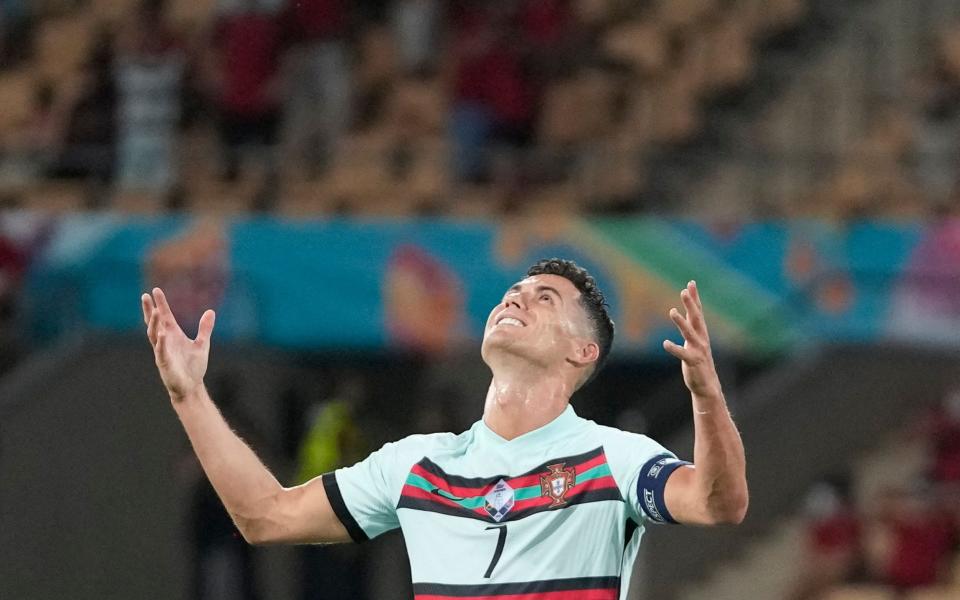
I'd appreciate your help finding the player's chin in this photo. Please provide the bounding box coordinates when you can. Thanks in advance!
[481,329,519,355]
[484,325,524,345]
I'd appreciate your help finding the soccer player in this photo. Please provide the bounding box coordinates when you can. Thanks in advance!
[142,258,747,600]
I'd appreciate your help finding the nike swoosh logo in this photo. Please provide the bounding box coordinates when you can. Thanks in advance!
[431,487,466,501]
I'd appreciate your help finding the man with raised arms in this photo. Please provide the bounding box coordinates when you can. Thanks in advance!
[142,258,747,599]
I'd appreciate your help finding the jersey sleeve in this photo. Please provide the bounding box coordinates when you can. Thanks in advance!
[323,435,432,542]
[600,427,692,526]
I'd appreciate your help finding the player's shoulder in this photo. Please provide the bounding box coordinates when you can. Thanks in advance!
[390,431,463,452]
[374,430,467,467]
[590,423,672,461]
[586,420,658,444]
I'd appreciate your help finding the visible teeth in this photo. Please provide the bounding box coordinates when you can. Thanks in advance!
[499,317,523,327]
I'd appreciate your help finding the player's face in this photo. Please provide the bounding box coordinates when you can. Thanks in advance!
[481,274,592,369]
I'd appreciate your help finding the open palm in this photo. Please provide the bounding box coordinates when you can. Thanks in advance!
[142,288,216,401]
[662,281,722,399]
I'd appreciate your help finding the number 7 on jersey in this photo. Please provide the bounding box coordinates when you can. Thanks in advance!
[483,525,507,578]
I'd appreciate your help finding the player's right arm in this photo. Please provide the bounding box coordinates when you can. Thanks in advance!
[142,288,351,545]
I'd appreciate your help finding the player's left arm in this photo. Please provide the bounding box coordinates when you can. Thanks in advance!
[661,281,748,526]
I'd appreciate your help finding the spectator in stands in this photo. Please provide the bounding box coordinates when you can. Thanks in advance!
[789,474,863,600]
[281,0,352,177]
[21,83,62,175]
[0,224,25,323]
[449,3,537,184]
[0,212,49,373]
[916,388,960,559]
[391,0,440,75]
[517,0,576,79]
[864,482,958,592]
[49,29,117,184]
[4,81,63,181]
[919,388,960,486]
[114,0,186,194]
[206,0,284,184]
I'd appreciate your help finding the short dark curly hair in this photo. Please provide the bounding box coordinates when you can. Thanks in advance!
[526,258,615,387]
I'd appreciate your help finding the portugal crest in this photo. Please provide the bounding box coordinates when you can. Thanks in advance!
[540,463,576,507]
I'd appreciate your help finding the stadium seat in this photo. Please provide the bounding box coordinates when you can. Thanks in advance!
[539,70,618,148]
[905,587,960,600]
[759,0,808,34]
[446,185,500,219]
[88,0,138,24]
[578,133,647,206]
[822,585,896,600]
[33,0,85,17]
[19,182,86,213]
[620,84,657,146]
[941,25,960,77]
[112,191,166,215]
[539,78,591,147]
[735,0,807,36]
[648,71,702,144]
[653,0,719,32]
[0,72,35,135]
[356,26,399,94]
[517,183,579,215]
[275,180,339,218]
[326,132,396,206]
[602,21,668,76]
[34,15,95,81]
[703,16,755,90]
[386,77,448,139]
[404,140,451,203]
[168,0,216,30]
[572,0,616,27]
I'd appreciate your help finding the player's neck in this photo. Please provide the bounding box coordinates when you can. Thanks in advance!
[482,369,572,441]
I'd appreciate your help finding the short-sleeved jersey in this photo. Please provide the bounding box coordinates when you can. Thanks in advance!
[322,405,689,600]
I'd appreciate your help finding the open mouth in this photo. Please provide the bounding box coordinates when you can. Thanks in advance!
[496,316,526,328]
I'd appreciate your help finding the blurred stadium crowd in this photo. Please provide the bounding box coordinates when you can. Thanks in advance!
[792,388,960,600]
[0,0,954,218]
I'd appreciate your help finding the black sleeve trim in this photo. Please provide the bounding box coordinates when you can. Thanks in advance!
[322,472,369,543]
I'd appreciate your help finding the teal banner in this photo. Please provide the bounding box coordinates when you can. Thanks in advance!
[20,214,960,355]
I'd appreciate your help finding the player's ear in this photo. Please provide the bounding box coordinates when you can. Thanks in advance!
[567,339,600,368]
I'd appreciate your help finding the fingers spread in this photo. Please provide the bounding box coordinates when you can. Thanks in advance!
[147,310,159,346]
[152,287,180,328]
[681,288,705,334]
[684,283,711,339]
[195,310,216,347]
[689,280,703,309]
[669,307,698,343]
[141,293,154,326]
[663,339,692,361]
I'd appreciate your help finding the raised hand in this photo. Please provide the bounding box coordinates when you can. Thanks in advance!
[142,288,216,402]
[662,281,722,400]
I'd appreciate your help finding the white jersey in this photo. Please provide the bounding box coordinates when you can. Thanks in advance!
[323,405,689,600]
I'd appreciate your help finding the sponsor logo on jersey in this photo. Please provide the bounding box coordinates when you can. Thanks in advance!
[540,463,577,507]
[483,479,515,522]
[647,457,671,479]
[643,488,665,522]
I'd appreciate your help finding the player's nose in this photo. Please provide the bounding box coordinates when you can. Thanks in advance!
[504,293,526,311]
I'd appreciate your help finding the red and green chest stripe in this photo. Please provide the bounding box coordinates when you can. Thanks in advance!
[397,447,622,523]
